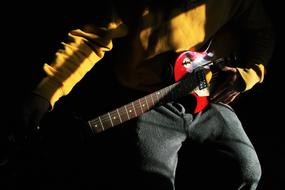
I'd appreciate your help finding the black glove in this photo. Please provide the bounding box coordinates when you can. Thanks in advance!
[19,93,50,133]
[210,66,245,104]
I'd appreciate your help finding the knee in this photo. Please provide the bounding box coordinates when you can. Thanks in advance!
[241,159,262,188]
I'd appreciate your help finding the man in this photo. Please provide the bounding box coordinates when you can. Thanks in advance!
[20,0,274,189]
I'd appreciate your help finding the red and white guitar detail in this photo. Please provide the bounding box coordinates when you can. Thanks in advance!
[87,50,228,134]
[174,50,214,113]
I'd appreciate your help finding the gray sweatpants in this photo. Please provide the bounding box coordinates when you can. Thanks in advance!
[135,102,261,190]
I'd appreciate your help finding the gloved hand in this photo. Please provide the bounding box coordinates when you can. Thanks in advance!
[19,93,51,133]
[210,66,245,104]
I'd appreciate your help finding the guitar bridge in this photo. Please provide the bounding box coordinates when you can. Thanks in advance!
[195,68,208,90]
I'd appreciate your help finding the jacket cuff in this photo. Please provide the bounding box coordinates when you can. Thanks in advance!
[33,77,64,110]
[236,64,265,91]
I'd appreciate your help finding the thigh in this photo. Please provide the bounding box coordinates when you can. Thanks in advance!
[189,103,261,185]
[135,103,187,178]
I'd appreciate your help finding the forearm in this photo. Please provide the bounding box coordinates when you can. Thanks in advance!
[33,28,113,109]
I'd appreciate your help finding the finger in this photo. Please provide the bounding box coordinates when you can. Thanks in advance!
[222,93,239,104]
[211,93,228,103]
[221,66,237,72]
[211,90,239,104]
[210,83,228,100]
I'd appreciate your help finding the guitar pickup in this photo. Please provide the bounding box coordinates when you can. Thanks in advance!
[195,68,208,90]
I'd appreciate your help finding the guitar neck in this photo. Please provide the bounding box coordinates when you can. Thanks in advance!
[88,82,180,134]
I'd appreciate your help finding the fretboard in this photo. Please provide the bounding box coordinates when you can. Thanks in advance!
[88,82,179,134]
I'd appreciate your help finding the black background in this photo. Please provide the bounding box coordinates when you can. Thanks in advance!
[1,1,284,189]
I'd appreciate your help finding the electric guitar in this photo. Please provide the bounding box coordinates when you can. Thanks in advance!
[85,49,236,135]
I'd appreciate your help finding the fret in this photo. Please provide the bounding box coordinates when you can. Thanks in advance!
[100,114,113,130]
[88,118,104,134]
[159,87,167,102]
[160,88,166,98]
[163,86,170,96]
[132,100,142,115]
[138,98,144,113]
[139,98,148,112]
[89,118,99,129]
[163,87,169,96]
[166,85,173,94]
[118,106,128,122]
[138,98,147,113]
[109,110,122,126]
[144,96,149,110]
[125,103,136,119]
[88,116,105,134]
[132,102,138,117]
[150,94,155,105]
[116,108,123,123]
[98,116,104,131]
[146,95,153,107]
[88,120,95,134]
[135,100,144,115]
[124,105,130,120]
[108,112,114,127]
[155,91,161,100]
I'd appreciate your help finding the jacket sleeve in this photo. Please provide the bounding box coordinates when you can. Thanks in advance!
[235,0,275,91]
[33,20,128,109]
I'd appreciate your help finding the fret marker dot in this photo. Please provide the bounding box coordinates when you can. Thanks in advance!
[129,110,132,112]
[113,117,116,119]
[142,104,145,107]
[95,125,97,128]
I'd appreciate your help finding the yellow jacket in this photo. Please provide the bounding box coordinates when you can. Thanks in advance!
[34,0,274,108]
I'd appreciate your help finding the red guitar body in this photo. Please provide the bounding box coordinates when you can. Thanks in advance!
[174,50,210,113]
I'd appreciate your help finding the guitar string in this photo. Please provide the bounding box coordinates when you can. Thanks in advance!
[89,87,170,127]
